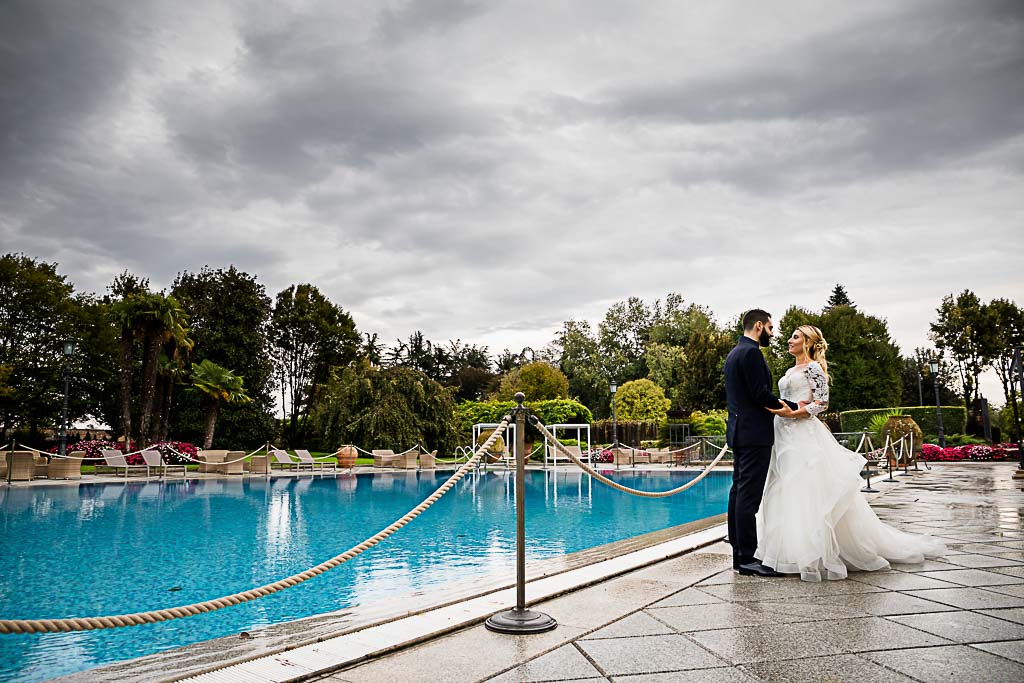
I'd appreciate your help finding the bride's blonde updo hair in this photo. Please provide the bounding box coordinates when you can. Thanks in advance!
[797,325,830,383]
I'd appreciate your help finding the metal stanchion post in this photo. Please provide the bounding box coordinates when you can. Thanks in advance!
[485,393,557,634]
[882,435,898,483]
[861,433,878,493]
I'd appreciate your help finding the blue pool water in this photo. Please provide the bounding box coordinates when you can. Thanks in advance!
[0,469,730,682]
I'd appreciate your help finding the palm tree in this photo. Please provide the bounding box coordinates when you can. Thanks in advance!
[190,359,251,449]
[136,293,192,446]
[108,272,150,444]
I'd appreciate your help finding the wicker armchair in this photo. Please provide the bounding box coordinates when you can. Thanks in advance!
[3,451,36,481]
[419,450,437,469]
[47,452,84,479]
[216,451,246,475]
[197,450,228,473]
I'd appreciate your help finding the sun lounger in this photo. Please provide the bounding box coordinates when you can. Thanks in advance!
[295,449,337,472]
[97,450,149,478]
[141,449,187,478]
[270,449,313,471]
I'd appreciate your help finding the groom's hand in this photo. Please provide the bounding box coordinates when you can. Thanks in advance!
[767,400,799,418]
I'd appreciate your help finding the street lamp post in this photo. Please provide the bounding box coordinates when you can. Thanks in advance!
[929,357,945,449]
[610,381,618,447]
[917,370,923,406]
[60,340,76,457]
[1012,346,1024,480]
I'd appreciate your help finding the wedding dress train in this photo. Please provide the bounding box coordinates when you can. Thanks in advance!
[755,362,946,582]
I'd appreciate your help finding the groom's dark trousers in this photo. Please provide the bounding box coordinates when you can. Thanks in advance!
[724,336,792,568]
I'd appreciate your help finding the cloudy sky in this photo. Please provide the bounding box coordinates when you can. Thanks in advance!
[2,0,1022,398]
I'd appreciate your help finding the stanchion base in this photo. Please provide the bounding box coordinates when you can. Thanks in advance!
[861,486,879,493]
[485,608,557,634]
[881,477,898,483]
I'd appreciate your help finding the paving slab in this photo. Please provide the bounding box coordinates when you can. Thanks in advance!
[971,640,1024,665]
[487,645,604,682]
[576,633,727,675]
[741,653,918,682]
[902,586,1024,610]
[888,610,1024,643]
[862,644,1024,682]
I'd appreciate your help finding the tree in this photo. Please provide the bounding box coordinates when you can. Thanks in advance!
[988,298,1024,441]
[171,266,275,448]
[825,284,855,310]
[614,379,671,422]
[899,347,960,407]
[554,320,609,417]
[135,292,192,447]
[495,361,569,401]
[0,254,79,442]
[775,304,902,412]
[270,283,360,446]
[929,290,999,407]
[108,271,150,443]
[598,297,653,382]
[190,359,252,449]
[313,360,458,454]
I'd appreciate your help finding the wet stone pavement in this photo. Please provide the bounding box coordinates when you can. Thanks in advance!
[323,463,1024,682]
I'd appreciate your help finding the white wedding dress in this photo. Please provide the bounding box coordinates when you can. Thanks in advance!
[755,362,946,582]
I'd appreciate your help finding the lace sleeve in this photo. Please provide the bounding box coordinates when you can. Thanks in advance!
[803,363,829,416]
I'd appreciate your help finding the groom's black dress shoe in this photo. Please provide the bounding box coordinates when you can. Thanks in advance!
[737,561,784,577]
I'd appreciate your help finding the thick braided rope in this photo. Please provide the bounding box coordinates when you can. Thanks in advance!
[533,420,729,499]
[0,418,510,635]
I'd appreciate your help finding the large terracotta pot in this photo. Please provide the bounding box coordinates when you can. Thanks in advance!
[882,415,923,466]
[336,445,358,469]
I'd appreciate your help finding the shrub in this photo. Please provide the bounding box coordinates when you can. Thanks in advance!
[840,406,967,435]
[865,409,904,435]
[688,410,728,436]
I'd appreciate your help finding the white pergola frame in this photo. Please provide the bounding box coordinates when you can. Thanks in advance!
[543,423,592,469]
[472,422,516,464]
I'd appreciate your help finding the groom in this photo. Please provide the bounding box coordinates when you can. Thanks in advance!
[725,309,799,577]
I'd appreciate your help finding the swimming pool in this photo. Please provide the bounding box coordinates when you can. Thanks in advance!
[0,469,731,682]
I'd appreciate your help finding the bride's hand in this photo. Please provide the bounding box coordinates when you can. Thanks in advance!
[767,400,799,418]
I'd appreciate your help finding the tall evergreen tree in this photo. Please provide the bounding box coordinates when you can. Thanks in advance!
[825,284,855,310]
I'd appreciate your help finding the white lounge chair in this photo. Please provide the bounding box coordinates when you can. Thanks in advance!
[97,450,149,478]
[141,449,187,478]
[295,449,337,472]
[270,450,313,471]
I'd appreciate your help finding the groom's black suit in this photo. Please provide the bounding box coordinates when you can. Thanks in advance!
[724,336,793,569]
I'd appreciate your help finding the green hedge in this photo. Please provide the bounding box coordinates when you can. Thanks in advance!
[839,406,967,435]
[454,399,593,439]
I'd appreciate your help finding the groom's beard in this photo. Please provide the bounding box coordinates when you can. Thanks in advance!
[759,330,771,347]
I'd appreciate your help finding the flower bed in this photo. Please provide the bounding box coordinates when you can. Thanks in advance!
[920,443,1020,462]
[48,439,199,464]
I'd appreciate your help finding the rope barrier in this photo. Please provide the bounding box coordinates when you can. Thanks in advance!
[0,418,511,635]
[532,420,730,498]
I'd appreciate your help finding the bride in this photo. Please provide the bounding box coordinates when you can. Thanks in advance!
[756,325,946,582]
